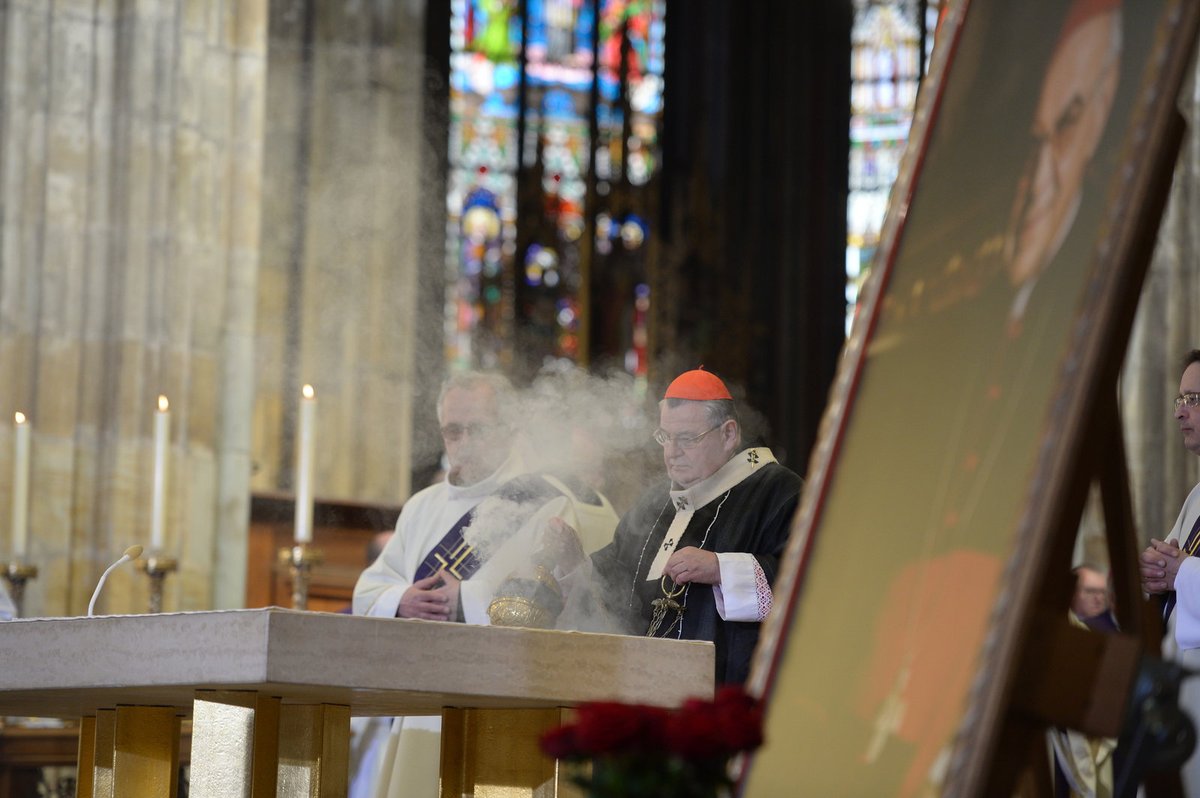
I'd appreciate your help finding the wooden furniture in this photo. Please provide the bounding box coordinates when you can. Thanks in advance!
[245,494,401,612]
[0,725,72,798]
[0,724,192,797]
[0,608,714,797]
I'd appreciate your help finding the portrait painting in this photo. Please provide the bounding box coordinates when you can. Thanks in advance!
[743,0,1200,794]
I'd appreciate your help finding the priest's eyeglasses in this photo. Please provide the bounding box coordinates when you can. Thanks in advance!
[440,422,495,441]
[653,425,720,449]
[1175,393,1200,411]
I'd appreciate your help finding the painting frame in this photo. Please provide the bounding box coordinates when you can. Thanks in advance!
[744,0,1200,794]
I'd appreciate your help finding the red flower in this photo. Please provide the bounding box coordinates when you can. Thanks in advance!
[659,687,764,760]
[711,686,764,752]
[540,724,582,760]
[666,705,727,759]
[573,701,669,755]
[539,685,765,794]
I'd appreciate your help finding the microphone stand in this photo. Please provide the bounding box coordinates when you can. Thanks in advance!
[137,553,178,614]
[3,560,38,618]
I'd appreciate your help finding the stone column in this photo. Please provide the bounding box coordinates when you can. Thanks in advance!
[253,1,426,508]
[0,0,268,614]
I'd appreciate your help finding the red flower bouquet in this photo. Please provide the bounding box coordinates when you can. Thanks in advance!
[540,686,765,798]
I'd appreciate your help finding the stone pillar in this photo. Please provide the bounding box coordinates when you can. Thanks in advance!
[253,1,426,508]
[0,0,268,614]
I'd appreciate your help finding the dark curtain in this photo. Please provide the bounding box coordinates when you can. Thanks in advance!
[414,0,452,490]
[657,0,851,470]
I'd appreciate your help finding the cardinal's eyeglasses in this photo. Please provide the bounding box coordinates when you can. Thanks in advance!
[652,425,720,449]
[1175,393,1200,411]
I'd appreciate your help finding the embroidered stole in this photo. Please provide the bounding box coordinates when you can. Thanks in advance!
[645,447,776,581]
[413,506,481,582]
[413,474,565,583]
[642,448,775,639]
[1163,512,1200,622]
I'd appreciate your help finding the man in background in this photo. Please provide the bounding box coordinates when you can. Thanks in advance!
[1070,563,1117,633]
[1047,563,1117,796]
[1140,349,1200,793]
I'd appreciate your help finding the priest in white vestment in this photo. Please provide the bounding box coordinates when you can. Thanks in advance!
[353,370,618,798]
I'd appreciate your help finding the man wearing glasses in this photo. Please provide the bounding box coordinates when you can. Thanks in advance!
[353,370,618,798]
[1139,351,1200,602]
[355,371,525,622]
[1140,349,1200,792]
[578,368,802,685]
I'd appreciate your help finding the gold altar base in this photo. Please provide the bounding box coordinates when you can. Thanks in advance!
[137,555,178,614]
[3,561,38,618]
[442,707,579,798]
[279,544,324,610]
[74,694,350,798]
[77,707,182,798]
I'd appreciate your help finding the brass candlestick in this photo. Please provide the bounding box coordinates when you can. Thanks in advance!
[279,543,323,610]
[3,561,39,618]
[137,554,178,613]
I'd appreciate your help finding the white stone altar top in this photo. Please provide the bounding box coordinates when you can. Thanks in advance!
[0,608,714,718]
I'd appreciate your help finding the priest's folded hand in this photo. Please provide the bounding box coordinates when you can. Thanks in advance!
[397,572,457,620]
[1140,538,1181,594]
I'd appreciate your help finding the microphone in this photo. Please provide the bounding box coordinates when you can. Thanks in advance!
[87,545,144,617]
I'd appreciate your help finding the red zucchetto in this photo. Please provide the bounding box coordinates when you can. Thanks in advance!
[663,367,733,401]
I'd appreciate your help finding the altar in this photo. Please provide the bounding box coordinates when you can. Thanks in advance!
[0,608,715,797]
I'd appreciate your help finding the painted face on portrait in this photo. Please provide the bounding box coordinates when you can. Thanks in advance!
[1177,362,1200,456]
[1004,10,1120,287]
[658,401,738,489]
[439,385,510,486]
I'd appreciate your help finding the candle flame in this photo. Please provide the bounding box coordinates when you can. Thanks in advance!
[14,411,26,425]
[302,384,315,399]
[158,395,170,412]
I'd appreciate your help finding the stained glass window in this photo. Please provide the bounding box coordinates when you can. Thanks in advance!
[446,0,666,377]
[447,0,522,369]
[846,0,942,334]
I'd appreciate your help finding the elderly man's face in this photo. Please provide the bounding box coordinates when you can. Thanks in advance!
[1005,11,1119,287]
[1176,362,1200,456]
[1071,567,1109,619]
[439,385,510,486]
[658,401,738,489]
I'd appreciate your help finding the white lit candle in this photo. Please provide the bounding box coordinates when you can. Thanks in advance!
[150,395,170,551]
[295,384,316,544]
[11,412,30,559]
